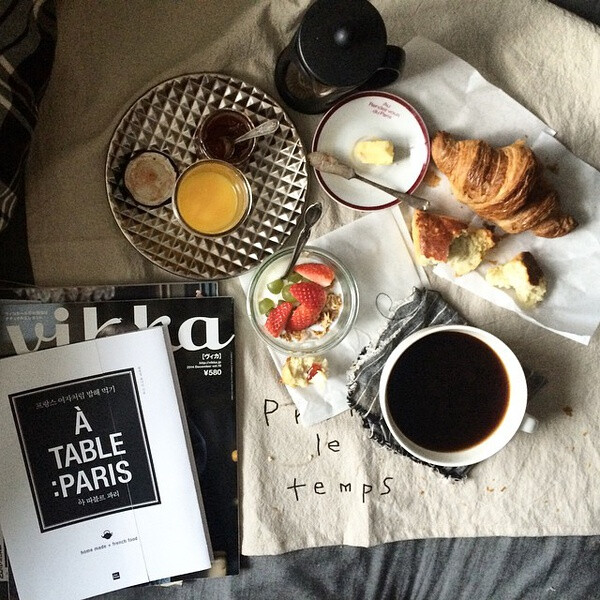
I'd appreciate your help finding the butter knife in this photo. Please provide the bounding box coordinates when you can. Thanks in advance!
[308,151,430,211]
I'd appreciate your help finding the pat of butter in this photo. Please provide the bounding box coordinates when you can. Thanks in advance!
[353,139,394,165]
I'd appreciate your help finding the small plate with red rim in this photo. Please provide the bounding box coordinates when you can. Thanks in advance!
[311,91,430,211]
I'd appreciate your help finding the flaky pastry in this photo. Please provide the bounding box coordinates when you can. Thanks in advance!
[431,131,577,238]
[411,209,495,276]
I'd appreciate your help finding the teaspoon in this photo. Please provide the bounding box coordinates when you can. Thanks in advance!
[221,119,279,159]
[281,202,323,280]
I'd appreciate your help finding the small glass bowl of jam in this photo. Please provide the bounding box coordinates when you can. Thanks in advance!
[195,109,255,166]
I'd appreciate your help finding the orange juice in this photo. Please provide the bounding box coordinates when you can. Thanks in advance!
[174,161,250,236]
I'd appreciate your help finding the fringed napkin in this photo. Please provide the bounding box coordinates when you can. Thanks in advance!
[347,287,547,480]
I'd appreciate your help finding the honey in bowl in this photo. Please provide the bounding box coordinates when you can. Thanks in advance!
[173,160,251,237]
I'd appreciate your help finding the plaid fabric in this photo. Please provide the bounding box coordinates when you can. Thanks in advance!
[0,0,56,234]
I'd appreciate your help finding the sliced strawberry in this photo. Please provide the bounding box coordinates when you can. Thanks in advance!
[289,282,327,311]
[307,362,324,381]
[264,301,293,337]
[286,303,321,332]
[293,262,335,287]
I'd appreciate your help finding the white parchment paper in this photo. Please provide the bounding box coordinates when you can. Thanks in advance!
[240,209,427,425]
[393,38,600,344]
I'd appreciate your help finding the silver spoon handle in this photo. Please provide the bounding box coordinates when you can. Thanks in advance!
[281,203,323,279]
[234,119,279,144]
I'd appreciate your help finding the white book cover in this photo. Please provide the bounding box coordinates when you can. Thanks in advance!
[0,326,211,600]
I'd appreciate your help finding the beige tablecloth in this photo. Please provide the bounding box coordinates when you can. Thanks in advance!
[25,0,600,555]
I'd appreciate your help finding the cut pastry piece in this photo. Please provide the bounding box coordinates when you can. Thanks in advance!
[353,139,394,165]
[431,131,577,238]
[412,209,495,276]
[486,252,547,307]
[280,356,328,389]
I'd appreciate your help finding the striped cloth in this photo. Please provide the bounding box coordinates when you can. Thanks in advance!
[0,0,56,234]
[347,287,547,480]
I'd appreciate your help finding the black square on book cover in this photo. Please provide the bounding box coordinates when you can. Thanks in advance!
[9,369,159,532]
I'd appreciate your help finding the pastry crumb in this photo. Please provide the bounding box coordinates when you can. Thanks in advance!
[423,168,441,187]
[486,251,547,307]
[280,356,329,389]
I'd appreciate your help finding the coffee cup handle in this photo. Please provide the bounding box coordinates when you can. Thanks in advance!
[359,45,406,90]
[519,412,538,434]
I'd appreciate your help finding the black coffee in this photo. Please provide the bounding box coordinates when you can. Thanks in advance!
[386,331,509,452]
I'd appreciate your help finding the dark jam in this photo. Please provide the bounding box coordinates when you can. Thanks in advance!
[197,109,254,164]
[386,331,509,452]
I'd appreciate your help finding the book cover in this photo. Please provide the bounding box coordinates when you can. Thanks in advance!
[0,295,239,578]
[0,327,212,600]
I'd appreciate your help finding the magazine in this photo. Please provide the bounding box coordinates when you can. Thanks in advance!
[0,531,9,600]
[0,281,217,303]
[0,293,239,580]
[0,328,212,600]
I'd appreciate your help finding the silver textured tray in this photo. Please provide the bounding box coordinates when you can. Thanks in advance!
[105,73,308,280]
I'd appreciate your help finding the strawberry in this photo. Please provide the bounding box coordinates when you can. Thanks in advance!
[289,282,327,311]
[293,262,335,287]
[286,303,321,332]
[264,301,293,337]
[307,362,324,381]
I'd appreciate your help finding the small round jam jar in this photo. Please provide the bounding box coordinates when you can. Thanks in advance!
[195,109,255,166]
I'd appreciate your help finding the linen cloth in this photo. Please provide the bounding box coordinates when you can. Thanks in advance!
[10,0,600,565]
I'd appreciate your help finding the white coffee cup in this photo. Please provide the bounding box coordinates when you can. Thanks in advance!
[379,324,538,467]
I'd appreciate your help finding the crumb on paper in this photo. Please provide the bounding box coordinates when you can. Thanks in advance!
[280,356,329,389]
[423,168,441,187]
[486,252,547,307]
[547,163,559,174]
[500,486,507,492]
[563,405,573,417]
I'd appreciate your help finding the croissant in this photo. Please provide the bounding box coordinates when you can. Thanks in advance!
[431,131,577,238]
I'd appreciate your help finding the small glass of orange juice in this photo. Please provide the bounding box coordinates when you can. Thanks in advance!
[173,160,252,237]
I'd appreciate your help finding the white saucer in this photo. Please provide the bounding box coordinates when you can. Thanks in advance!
[311,91,430,211]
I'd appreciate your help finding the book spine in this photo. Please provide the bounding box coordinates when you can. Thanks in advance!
[0,532,9,600]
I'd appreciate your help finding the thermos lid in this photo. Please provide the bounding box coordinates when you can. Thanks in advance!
[297,0,388,87]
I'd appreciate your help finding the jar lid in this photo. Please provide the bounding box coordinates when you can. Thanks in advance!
[297,0,387,87]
